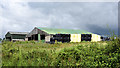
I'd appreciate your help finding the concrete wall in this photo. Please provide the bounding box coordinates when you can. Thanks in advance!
[25,38,28,41]
[12,39,25,41]
[45,34,53,42]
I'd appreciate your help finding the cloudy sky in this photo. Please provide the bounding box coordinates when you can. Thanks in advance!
[0,0,118,38]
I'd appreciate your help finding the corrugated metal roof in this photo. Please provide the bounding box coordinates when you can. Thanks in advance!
[36,27,92,34]
[8,31,29,35]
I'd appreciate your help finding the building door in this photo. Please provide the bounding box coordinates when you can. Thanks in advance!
[31,34,38,40]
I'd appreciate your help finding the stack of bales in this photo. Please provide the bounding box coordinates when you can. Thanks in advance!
[70,34,102,42]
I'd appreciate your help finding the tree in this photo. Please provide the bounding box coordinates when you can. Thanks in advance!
[0,38,2,41]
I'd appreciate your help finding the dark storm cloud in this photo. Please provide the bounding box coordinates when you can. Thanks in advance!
[86,24,118,35]
[28,2,118,35]
[1,1,118,38]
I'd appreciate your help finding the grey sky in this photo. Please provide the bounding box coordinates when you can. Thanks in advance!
[0,1,118,38]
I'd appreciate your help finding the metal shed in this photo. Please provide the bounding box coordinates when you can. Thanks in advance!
[5,32,29,41]
[26,27,102,43]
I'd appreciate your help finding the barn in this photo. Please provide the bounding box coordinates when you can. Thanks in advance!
[5,32,29,41]
[26,27,102,43]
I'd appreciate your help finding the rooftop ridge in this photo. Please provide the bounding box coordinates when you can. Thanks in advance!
[8,31,29,34]
[36,27,93,34]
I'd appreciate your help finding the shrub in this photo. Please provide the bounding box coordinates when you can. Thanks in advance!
[56,40,120,67]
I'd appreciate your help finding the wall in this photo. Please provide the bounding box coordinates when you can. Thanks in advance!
[70,34,81,42]
[45,34,53,42]
[91,34,101,42]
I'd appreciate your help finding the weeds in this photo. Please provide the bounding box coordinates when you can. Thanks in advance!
[2,39,120,67]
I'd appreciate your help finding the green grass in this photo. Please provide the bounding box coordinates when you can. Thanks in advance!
[1,39,120,67]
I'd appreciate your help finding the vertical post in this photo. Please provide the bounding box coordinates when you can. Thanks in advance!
[38,34,40,41]
[11,35,12,41]
[34,35,35,40]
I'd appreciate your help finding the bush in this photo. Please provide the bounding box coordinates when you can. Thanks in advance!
[56,39,120,67]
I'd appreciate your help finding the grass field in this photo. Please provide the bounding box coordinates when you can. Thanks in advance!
[1,39,120,67]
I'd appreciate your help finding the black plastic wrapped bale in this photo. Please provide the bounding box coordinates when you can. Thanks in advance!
[81,34,92,41]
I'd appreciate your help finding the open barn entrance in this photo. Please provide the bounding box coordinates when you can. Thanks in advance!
[28,37,31,41]
[81,34,92,41]
[6,37,12,41]
[29,34,45,41]
[31,34,38,40]
[40,35,45,40]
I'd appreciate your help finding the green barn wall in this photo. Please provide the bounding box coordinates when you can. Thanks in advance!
[12,34,26,39]
[5,32,11,37]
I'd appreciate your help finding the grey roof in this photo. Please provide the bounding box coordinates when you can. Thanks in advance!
[8,31,29,35]
[26,33,31,37]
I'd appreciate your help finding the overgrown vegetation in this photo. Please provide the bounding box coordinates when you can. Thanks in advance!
[1,39,120,67]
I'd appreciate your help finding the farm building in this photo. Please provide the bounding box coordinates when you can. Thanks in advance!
[26,27,102,43]
[5,32,29,41]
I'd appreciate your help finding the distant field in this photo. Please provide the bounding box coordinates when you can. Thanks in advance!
[1,40,120,67]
